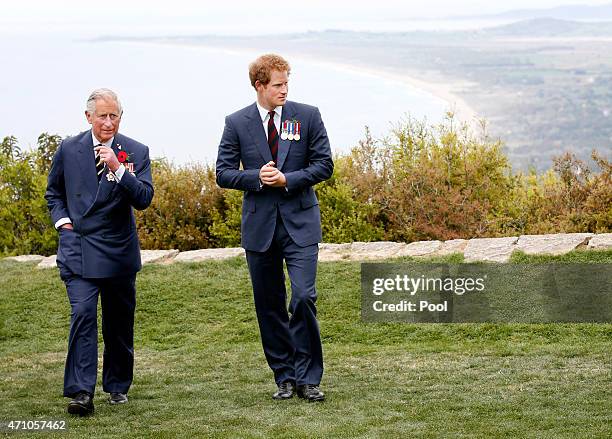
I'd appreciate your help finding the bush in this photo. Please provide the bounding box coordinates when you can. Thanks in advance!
[383,115,514,240]
[515,151,612,234]
[0,119,610,256]
[0,134,60,256]
[208,188,242,248]
[316,129,387,242]
[135,160,225,250]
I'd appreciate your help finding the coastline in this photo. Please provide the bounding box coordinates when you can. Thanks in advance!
[115,39,480,128]
[284,56,480,127]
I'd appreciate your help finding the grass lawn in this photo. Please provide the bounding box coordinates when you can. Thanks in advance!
[0,250,611,438]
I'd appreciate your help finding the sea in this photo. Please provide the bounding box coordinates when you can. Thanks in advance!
[0,21,503,165]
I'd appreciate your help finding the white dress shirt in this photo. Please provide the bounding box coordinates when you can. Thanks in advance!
[256,101,282,141]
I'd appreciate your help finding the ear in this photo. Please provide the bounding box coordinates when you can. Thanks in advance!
[85,110,93,125]
[255,80,264,91]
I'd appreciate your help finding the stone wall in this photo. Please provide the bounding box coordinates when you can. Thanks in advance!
[4,233,611,269]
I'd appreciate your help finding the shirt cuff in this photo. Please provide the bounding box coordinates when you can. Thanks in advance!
[55,217,72,229]
[113,164,126,182]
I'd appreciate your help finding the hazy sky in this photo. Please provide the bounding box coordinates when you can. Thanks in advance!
[2,0,611,34]
[2,0,610,18]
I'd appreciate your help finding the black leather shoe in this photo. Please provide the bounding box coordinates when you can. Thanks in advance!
[67,392,94,416]
[272,381,295,400]
[297,384,325,402]
[109,392,128,405]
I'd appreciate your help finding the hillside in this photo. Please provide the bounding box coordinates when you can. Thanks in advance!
[483,17,612,37]
[456,3,612,21]
[133,19,612,171]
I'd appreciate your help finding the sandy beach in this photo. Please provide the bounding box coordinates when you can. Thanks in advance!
[285,56,480,127]
[132,39,480,128]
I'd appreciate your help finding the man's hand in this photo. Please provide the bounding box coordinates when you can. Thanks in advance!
[94,145,121,172]
[60,223,73,230]
[259,161,287,187]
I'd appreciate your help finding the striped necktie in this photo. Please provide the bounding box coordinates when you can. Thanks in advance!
[267,110,278,162]
[94,144,104,181]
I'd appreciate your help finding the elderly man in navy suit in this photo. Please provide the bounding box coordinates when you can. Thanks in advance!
[45,88,153,415]
[216,54,333,402]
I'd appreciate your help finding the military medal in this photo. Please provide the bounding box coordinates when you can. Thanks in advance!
[287,121,294,141]
[280,121,288,140]
[125,162,135,175]
[294,122,301,141]
[281,119,302,141]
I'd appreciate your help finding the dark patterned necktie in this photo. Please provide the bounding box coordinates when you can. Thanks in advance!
[94,144,104,181]
[267,110,278,162]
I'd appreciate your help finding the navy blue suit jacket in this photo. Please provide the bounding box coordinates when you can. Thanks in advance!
[216,101,333,251]
[45,130,154,278]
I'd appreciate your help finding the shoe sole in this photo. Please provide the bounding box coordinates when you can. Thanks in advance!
[272,394,294,400]
[109,399,128,405]
[67,403,94,416]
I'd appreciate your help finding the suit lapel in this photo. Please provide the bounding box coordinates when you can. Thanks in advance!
[276,102,296,171]
[110,135,121,164]
[82,134,121,216]
[245,103,273,163]
[77,131,98,207]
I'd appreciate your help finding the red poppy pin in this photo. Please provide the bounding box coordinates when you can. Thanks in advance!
[116,145,135,175]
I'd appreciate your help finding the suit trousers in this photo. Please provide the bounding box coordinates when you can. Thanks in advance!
[59,262,136,397]
[245,212,323,386]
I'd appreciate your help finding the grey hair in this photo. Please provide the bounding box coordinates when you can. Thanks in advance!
[86,88,123,114]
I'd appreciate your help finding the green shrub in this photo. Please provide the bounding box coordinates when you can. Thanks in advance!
[0,134,59,256]
[515,151,612,234]
[374,115,515,241]
[135,160,225,251]
[0,119,610,256]
[208,188,242,247]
